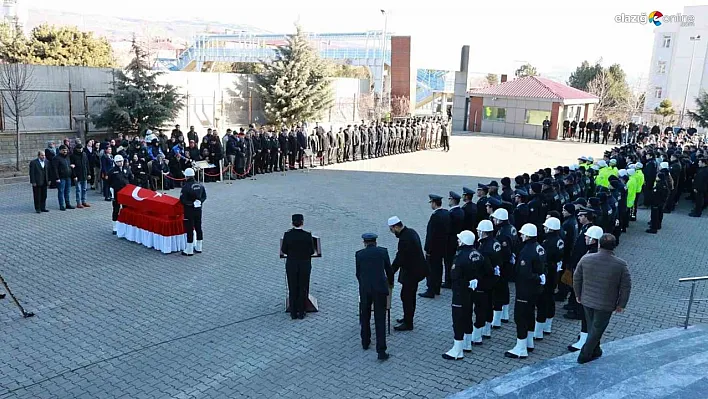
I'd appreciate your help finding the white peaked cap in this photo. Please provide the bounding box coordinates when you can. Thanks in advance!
[618,169,628,177]
[387,216,402,226]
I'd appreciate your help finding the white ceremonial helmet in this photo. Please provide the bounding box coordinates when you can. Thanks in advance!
[477,219,494,233]
[184,168,195,177]
[585,225,604,240]
[543,217,561,231]
[114,155,124,163]
[457,230,476,246]
[519,223,537,237]
[491,208,509,221]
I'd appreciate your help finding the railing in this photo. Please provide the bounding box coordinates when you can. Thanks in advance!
[679,276,708,329]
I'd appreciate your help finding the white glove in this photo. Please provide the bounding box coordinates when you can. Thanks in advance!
[468,279,478,290]
[494,266,501,276]
[109,187,114,198]
[193,200,202,208]
[539,274,546,286]
[556,261,563,272]
[510,254,516,264]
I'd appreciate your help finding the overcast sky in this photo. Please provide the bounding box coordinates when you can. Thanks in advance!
[28,0,704,82]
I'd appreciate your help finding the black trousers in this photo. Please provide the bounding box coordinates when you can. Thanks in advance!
[426,254,444,294]
[400,282,418,325]
[443,250,455,284]
[32,185,47,211]
[579,307,613,361]
[360,293,387,353]
[542,128,549,140]
[578,128,585,140]
[183,206,203,243]
[472,290,488,329]
[514,297,536,339]
[650,206,662,230]
[452,304,471,340]
[112,200,121,222]
[286,262,312,315]
[492,278,510,310]
[694,192,706,216]
[537,277,556,322]
[441,136,450,151]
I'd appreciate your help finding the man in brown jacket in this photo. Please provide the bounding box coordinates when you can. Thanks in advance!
[573,233,631,364]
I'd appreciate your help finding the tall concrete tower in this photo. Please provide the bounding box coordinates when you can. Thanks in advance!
[1,0,28,32]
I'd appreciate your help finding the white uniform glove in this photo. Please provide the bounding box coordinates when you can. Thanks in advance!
[468,279,478,290]
[510,254,516,264]
[539,274,546,286]
[494,266,501,276]
[193,200,202,208]
[556,261,563,272]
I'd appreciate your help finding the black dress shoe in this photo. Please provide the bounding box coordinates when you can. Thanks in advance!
[362,343,370,350]
[35,210,41,214]
[290,313,298,320]
[396,318,405,324]
[394,323,413,331]
[441,282,452,289]
[418,291,435,299]
[564,311,581,320]
[0,293,5,299]
[65,205,74,210]
[298,312,306,319]
[41,209,49,212]
[59,207,66,211]
[378,352,390,361]
[645,229,657,234]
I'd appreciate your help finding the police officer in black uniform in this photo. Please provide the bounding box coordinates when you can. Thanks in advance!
[180,168,207,256]
[505,223,546,359]
[535,217,563,339]
[356,233,394,361]
[420,194,450,298]
[108,154,133,235]
[281,214,316,320]
[442,230,489,360]
[475,220,502,342]
[444,191,465,289]
[461,187,478,232]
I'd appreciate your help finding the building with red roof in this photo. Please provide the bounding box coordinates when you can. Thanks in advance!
[466,75,599,140]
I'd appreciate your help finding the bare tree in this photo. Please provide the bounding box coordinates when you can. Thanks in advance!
[587,69,611,119]
[0,62,38,171]
[623,75,647,121]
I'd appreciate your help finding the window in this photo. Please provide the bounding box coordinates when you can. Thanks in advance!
[657,61,667,74]
[654,86,663,99]
[525,110,549,126]
[483,106,506,122]
[662,35,671,48]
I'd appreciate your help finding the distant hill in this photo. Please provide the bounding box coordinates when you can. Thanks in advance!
[26,8,270,45]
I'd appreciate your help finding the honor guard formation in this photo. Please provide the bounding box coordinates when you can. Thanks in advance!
[351,132,707,363]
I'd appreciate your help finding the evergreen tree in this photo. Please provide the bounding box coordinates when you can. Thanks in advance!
[0,23,114,67]
[688,93,708,128]
[514,63,538,78]
[567,60,603,91]
[654,99,676,124]
[255,25,333,127]
[93,40,183,135]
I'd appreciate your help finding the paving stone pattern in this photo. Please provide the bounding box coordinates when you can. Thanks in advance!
[0,136,706,398]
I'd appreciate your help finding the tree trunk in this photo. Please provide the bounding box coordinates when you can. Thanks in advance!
[15,101,20,171]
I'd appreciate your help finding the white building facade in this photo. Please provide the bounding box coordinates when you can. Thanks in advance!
[1,0,28,32]
[644,5,708,124]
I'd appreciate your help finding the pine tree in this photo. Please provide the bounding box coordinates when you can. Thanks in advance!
[688,92,708,128]
[255,25,333,127]
[94,39,183,135]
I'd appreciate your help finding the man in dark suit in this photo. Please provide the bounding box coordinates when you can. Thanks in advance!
[443,191,465,289]
[461,186,478,231]
[356,233,394,361]
[421,194,450,298]
[281,214,316,320]
[388,216,427,331]
[29,151,50,213]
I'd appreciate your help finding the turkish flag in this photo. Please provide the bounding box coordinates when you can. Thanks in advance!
[116,184,183,217]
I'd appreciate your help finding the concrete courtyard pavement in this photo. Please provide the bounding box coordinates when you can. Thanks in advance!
[0,135,706,399]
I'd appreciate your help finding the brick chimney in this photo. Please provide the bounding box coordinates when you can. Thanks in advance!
[500,74,508,83]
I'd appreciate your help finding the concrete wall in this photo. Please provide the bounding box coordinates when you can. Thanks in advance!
[0,65,370,166]
[478,96,554,139]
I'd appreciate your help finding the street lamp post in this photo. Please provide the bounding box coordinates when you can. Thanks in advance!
[680,35,701,127]
[380,10,388,96]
